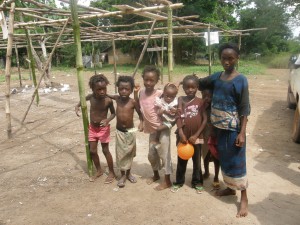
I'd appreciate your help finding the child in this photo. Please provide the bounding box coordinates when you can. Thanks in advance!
[171,74,207,194]
[134,65,172,191]
[106,76,143,188]
[199,43,250,218]
[199,86,220,190]
[152,83,178,147]
[75,74,116,183]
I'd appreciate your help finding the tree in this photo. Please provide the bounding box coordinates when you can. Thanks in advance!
[238,0,292,55]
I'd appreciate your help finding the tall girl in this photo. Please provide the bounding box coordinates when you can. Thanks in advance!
[199,43,250,217]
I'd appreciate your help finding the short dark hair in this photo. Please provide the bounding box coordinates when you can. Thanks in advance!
[142,65,160,80]
[116,75,134,90]
[218,43,240,59]
[89,73,109,89]
[198,81,213,92]
[163,83,178,94]
[182,74,199,88]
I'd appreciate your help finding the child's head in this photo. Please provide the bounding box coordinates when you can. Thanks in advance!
[182,74,199,98]
[89,73,109,97]
[116,75,134,99]
[218,43,240,72]
[142,65,160,91]
[163,83,178,104]
[198,81,213,104]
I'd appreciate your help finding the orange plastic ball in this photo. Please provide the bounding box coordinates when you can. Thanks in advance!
[177,142,194,160]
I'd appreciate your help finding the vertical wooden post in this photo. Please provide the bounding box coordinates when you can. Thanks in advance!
[70,0,93,177]
[208,24,212,76]
[161,37,164,84]
[4,2,15,139]
[167,6,173,82]
[112,38,117,93]
[15,44,22,87]
[237,34,241,70]
[132,19,157,78]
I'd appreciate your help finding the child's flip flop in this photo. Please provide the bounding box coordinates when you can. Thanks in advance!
[170,184,181,193]
[195,186,204,194]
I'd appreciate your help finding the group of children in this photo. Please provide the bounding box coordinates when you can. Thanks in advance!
[75,43,250,218]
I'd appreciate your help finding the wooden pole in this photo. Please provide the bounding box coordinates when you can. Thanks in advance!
[4,2,15,139]
[167,5,173,82]
[208,24,212,76]
[237,34,241,70]
[21,19,69,124]
[70,0,93,177]
[132,19,157,78]
[161,37,164,84]
[112,38,117,93]
[15,44,22,87]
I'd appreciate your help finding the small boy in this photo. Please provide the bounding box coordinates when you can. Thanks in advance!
[75,74,116,183]
[107,76,143,188]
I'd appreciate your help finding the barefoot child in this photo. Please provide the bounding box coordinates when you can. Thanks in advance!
[152,83,178,147]
[134,65,172,191]
[199,86,220,190]
[171,75,207,194]
[75,74,116,183]
[106,76,143,188]
[199,43,250,217]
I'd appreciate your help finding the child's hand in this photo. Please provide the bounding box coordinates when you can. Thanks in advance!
[138,122,143,132]
[134,84,141,92]
[178,130,187,144]
[100,119,109,127]
[169,107,177,114]
[235,133,245,147]
[75,105,81,117]
[188,135,198,145]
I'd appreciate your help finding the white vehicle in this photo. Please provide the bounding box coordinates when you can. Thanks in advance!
[287,56,300,143]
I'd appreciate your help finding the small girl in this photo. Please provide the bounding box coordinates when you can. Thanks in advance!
[171,75,207,194]
[134,65,172,191]
[199,86,220,190]
[152,83,178,148]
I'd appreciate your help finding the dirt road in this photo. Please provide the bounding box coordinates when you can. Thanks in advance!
[0,68,299,225]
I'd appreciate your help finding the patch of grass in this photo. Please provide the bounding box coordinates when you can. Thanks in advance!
[259,53,290,69]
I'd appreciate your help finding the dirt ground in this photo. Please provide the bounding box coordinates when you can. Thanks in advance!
[0,68,299,225]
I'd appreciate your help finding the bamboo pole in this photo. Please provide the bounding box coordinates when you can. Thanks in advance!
[167,5,173,82]
[161,37,164,84]
[237,34,241,70]
[70,0,93,177]
[21,19,69,124]
[14,44,22,87]
[132,19,157,78]
[208,24,212,75]
[4,2,15,139]
[112,38,117,93]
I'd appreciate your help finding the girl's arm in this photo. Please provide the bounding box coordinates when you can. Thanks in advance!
[176,97,187,143]
[106,94,118,100]
[236,116,247,147]
[134,100,144,131]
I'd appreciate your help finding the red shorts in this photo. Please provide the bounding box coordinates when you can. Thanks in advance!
[88,124,110,143]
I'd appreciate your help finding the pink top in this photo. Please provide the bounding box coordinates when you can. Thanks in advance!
[139,88,163,134]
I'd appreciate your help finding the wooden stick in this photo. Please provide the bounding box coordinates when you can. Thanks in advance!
[132,20,157,78]
[167,5,173,82]
[14,44,22,87]
[70,0,93,177]
[21,19,69,124]
[4,2,15,139]
[112,38,118,93]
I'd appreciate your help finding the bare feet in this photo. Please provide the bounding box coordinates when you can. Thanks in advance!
[104,172,115,184]
[127,174,137,183]
[215,187,236,196]
[89,169,104,182]
[117,175,126,188]
[154,181,172,191]
[236,197,248,218]
[146,175,160,185]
